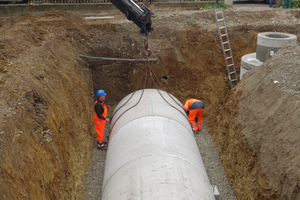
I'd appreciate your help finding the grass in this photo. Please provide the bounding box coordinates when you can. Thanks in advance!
[201,2,227,9]
[291,0,300,8]
[189,19,196,26]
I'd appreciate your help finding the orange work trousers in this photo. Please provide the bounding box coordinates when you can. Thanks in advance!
[94,117,105,143]
[188,108,204,131]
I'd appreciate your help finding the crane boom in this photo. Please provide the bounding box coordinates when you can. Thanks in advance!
[110,0,153,35]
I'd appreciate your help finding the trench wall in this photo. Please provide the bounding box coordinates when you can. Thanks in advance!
[0,12,95,199]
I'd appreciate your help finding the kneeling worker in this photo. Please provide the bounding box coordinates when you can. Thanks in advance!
[184,98,205,132]
[94,90,110,149]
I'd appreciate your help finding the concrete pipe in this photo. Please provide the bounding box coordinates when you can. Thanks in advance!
[256,32,297,62]
[240,52,263,79]
[102,89,216,200]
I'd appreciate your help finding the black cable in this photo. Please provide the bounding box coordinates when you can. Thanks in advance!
[80,55,158,62]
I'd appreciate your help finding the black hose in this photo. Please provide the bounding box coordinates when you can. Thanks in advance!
[80,55,158,62]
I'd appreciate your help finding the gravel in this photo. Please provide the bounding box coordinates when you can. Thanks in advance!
[82,125,110,200]
[83,123,236,200]
[196,124,237,200]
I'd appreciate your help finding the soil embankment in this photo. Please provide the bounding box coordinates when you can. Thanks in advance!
[0,12,95,199]
[211,44,300,199]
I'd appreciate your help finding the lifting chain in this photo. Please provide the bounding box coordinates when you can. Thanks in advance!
[144,36,152,58]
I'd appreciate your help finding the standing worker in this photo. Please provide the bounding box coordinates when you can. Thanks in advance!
[269,0,275,7]
[184,98,205,132]
[282,0,291,8]
[143,0,156,18]
[94,90,110,149]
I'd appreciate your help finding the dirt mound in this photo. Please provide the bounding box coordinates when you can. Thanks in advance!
[241,44,300,199]
[211,44,300,199]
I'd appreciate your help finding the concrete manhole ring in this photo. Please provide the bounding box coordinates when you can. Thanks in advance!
[256,32,297,62]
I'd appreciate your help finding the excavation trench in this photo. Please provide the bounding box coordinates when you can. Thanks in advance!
[84,21,257,199]
[73,19,300,199]
[1,9,300,200]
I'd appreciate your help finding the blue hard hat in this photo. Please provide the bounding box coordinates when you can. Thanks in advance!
[97,90,107,97]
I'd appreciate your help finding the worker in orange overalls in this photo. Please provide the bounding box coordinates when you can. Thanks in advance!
[184,98,205,132]
[94,90,110,149]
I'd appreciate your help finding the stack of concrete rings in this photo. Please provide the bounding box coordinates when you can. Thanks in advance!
[240,32,297,79]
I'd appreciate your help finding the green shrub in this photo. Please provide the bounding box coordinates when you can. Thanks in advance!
[291,0,300,8]
[189,19,196,26]
[202,2,227,9]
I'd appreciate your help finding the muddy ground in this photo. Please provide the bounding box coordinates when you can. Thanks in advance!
[0,6,299,200]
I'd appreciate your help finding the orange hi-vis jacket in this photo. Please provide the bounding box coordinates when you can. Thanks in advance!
[184,99,204,111]
[184,99,205,131]
[94,100,107,143]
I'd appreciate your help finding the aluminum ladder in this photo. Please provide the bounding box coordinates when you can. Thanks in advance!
[214,8,238,88]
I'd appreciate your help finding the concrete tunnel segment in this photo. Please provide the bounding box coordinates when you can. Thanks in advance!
[101,89,217,200]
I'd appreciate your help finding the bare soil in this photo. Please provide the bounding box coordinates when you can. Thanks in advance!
[0,6,299,200]
[211,43,300,200]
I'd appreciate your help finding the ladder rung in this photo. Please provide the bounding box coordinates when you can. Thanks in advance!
[215,9,238,88]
